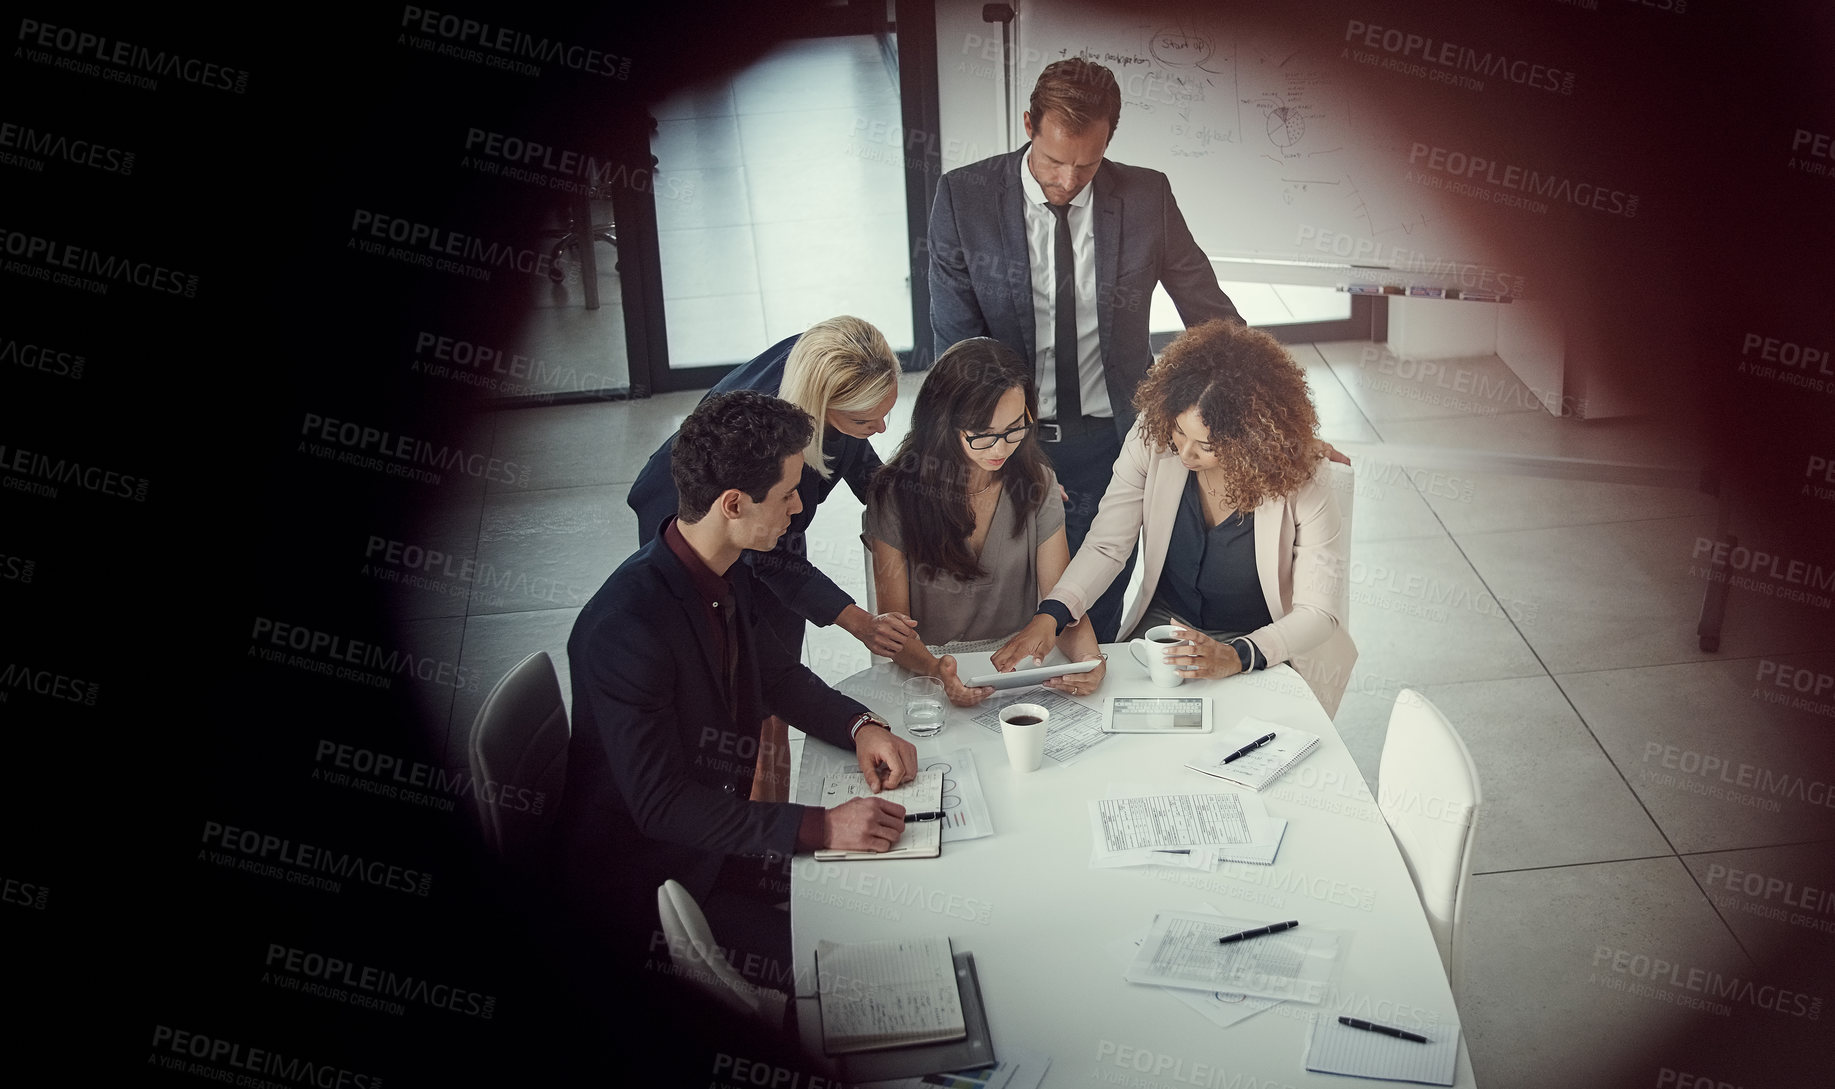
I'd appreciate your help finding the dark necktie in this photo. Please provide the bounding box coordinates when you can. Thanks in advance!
[1048,202,1082,438]
[715,593,739,720]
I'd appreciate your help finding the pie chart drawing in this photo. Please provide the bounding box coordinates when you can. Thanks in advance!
[1267,105,1305,148]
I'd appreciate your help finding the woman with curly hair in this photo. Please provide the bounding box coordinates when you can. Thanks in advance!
[991,320,1357,716]
[866,338,1105,707]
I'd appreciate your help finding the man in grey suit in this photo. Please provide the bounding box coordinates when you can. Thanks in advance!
[926,57,1245,641]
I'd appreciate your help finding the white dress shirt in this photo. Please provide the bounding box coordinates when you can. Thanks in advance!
[1018,154,1111,421]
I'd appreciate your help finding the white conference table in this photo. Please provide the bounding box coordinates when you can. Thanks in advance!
[790,647,1476,1087]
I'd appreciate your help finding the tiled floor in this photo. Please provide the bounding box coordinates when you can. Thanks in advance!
[416,329,1835,1085]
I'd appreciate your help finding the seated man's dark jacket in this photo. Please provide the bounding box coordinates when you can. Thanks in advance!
[626,333,882,635]
[554,533,868,931]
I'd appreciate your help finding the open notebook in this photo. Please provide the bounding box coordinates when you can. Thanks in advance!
[815,936,966,1054]
[814,768,945,861]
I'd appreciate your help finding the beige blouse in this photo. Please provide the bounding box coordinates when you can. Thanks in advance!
[865,468,1065,645]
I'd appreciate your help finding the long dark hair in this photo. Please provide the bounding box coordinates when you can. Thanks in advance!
[871,338,1050,581]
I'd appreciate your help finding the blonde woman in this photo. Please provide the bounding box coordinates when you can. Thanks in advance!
[992,320,1357,717]
[629,316,917,662]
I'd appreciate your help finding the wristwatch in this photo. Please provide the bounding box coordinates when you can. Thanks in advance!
[848,713,888,739]
[1228,636,1266,672]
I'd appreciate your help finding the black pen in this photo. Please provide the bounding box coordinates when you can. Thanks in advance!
[904,811,942,823]
[1222,732,1277,764]
[1153,849,1192,854]
[1338,1017,1429,1043]
[1216,920,1298,944]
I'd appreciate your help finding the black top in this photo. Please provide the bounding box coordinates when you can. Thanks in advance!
[626,333,883,628]
[554,534,868,933]
[1152,473,1274,668]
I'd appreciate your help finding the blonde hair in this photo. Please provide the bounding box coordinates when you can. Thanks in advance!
[777,316,899,479]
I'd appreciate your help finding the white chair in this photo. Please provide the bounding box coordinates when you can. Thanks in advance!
[655,879,788,1027]
[1377,689,1481,1004]
[467,651,570,865]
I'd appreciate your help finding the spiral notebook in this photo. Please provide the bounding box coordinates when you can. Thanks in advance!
[1184,717,1319,791]
[813,768,945,860]
[1305,1013,1460,1085]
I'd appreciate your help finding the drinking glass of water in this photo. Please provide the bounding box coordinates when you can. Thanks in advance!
[903,675,946,738]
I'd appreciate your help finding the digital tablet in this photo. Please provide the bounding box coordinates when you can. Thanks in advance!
[964,659,1101,691]
[1101,696,1212,733]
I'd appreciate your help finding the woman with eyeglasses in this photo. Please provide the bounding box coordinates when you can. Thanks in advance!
[991,320,1357,717]
[866,338,1105,707]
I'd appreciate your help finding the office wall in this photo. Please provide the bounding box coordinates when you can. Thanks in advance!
[928,0,1833,419]
[934,0,1015,176]
[1015,1,1511,272]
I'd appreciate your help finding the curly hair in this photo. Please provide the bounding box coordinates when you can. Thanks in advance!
[870,338,1049,582]
[1133,320,1320,510]
[671,390,815,523]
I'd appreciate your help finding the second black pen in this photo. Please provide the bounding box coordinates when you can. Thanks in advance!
[1216,920,1299,944]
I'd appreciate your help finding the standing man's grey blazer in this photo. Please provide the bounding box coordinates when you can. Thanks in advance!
[926,145,1243,438]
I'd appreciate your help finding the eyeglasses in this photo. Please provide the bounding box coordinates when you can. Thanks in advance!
[963,420,1033,450]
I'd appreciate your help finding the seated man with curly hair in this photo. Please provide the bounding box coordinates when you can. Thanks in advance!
[992,320,1358,717]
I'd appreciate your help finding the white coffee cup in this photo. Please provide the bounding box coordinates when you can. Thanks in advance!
[998,702,1049,772]
[1129,624,1187,688]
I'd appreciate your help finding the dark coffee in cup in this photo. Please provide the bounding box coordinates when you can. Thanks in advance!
[1152,636,1180,645]
[1006,715,1042,726]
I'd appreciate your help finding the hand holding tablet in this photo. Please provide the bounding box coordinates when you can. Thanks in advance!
[965,658,1101,691]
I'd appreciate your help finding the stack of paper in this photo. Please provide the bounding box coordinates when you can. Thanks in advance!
[1219,819,1288,864]
[1185,717,1320,791]
[1087,788,1285,870]
[1110,904,1286,1030]
[969,691,1114,766]
[1122,910,1340,1005]
[920,749,994,843]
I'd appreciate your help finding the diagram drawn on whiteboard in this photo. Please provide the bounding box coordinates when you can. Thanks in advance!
[1148,25,1226,74]
[1262,95,1306,148]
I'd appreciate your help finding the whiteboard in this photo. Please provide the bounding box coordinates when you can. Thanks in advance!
[1013,2,1503,281]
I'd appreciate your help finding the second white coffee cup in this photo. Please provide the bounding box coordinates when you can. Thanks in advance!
[1129,624,1187,688]
[998,702,1049,772]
